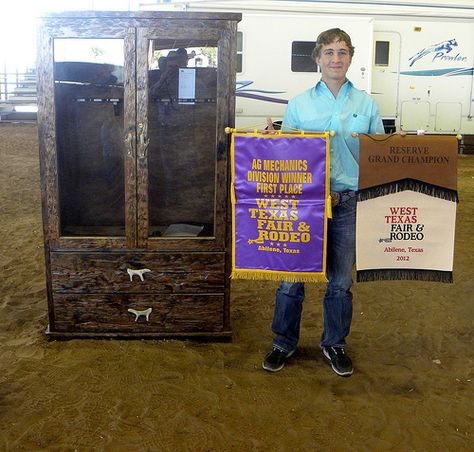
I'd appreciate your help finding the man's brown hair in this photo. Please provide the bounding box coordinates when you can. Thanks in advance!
[311,28,355,60]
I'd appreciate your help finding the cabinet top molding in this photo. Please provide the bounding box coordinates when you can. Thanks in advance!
[39,11,242,21]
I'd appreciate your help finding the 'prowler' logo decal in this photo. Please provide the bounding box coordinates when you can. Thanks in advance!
[408,39,458,67]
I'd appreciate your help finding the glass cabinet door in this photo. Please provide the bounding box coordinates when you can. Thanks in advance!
[53,38,129,241]
[136,25,227,250]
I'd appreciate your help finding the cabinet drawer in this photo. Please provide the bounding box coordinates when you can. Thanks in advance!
[51,293,225,333]
[50,252,226,293]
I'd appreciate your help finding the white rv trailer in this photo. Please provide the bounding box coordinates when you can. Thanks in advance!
[139,1,474,135]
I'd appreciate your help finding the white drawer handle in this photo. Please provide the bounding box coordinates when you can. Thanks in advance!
[127,268,151,282]
[128,307,152,322]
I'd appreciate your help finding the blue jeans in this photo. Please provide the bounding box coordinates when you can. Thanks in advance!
[271,196,356,352]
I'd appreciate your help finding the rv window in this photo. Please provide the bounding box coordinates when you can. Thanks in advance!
[237,31,243,73]
[375,41,390,66]
[291,41,318,72]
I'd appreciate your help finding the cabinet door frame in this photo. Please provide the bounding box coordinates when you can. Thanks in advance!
[37,19,137,250]
[136,21,235,251]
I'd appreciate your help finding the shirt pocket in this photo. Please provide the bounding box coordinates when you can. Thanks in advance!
[348,113,370,133]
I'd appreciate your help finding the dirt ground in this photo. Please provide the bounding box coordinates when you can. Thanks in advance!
[0,123,473,451]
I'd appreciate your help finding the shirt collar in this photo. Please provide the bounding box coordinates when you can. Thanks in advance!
[314,79,352,99]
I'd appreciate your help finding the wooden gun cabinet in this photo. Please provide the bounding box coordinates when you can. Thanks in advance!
[37,11,241,338]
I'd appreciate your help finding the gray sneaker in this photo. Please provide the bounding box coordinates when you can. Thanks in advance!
[322,346,353,377]
[262,347,295,372]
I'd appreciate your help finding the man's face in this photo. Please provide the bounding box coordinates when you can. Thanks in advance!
[315,39,352,83]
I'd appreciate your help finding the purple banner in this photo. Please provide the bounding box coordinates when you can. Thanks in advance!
[232,134,329,278]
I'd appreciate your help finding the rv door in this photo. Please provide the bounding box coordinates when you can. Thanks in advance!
[372,32,401,124]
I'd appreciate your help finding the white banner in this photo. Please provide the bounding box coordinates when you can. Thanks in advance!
[357,190,456,278]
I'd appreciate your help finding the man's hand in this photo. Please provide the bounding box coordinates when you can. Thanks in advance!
[263,117,278,134]
[330,192,341,207]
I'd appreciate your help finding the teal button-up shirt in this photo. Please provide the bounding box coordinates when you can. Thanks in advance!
[282,80,384,192]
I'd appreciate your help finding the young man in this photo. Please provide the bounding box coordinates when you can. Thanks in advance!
[263,28,384,377]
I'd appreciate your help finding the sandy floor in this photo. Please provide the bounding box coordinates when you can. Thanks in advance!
[0,123,473,451]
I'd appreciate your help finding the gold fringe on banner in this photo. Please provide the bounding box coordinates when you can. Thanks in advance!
[231,269,328,283]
